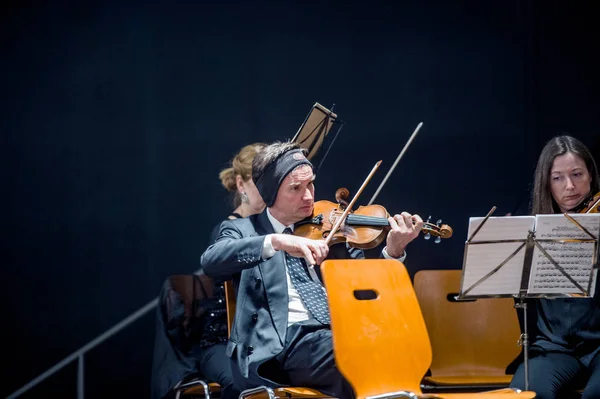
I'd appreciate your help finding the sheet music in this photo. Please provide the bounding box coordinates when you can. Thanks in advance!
[528,214,600,296]
[461,216,535,296]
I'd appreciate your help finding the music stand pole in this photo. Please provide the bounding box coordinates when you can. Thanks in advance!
[515,296,529,391]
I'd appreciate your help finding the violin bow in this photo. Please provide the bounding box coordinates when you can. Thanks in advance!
[367,122,424,205]
[324,160,382,246]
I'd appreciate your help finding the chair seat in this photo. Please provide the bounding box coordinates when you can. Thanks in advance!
[431,390,536,398]
[423,375,513,385]
[240,386,332,399]
[278,387,332,397]
[178,381,221,397]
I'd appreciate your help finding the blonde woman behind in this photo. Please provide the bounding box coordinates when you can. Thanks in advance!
[218,143,267,221]
[151,143,266,399]
[197,143,266,399]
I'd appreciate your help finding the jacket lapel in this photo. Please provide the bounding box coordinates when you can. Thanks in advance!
[255,210,289,344]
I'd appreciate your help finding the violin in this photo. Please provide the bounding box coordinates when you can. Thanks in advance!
[578,191,600,213]
[294,188,453,249]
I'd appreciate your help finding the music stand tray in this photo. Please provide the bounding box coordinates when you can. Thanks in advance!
[292,102,343,172]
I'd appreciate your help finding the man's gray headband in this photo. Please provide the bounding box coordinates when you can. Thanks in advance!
[254,149,313,207]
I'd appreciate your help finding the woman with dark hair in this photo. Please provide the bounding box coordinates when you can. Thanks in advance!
[510,135,600,399]
[530,136,600,215]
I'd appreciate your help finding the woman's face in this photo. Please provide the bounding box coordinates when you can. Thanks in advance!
[549,152,592,213]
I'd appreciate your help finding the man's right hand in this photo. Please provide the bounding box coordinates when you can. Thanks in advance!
[271,234,329,266]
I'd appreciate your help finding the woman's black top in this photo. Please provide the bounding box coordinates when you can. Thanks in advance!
[198,212,242,347]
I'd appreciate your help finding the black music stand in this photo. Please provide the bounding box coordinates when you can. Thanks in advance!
[458,210,600,390]
[291,102,344,173]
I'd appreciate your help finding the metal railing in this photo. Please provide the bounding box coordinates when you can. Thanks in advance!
[7,292,162,398]
[8,266,208,399]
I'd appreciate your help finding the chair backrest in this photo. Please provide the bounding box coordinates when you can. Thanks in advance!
[321,259,431,398]
[413,269,521,377]
[224,280,236,337]
[167,274,215,331]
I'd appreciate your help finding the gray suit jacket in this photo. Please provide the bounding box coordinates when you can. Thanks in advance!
[200,209,363,388]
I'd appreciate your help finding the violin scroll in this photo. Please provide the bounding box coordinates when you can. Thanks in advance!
[335,187,350,209]
[423,215,453,244]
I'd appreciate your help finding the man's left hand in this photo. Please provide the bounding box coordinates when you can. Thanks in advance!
[385,212,423,258]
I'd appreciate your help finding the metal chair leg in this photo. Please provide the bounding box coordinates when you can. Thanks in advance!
[239,385,276,399]
[175,379,211,399]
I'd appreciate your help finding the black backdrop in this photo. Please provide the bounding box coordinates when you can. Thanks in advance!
[2,1,599,398]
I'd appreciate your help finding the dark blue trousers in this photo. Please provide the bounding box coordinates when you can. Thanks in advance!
[193,343,242,399]
[510,351,600,399]
[275,320,355,399]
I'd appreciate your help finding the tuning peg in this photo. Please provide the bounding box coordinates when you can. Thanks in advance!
[424,215,432,240]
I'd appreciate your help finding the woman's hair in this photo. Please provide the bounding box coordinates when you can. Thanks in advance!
[219,143,266,207]
[531,135,599,214]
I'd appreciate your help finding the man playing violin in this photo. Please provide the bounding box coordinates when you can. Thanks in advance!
[200,141,422,399]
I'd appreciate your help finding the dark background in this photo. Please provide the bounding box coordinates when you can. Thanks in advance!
[2,0,599,398]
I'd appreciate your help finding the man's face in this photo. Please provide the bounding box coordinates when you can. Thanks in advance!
[270,164,315,226]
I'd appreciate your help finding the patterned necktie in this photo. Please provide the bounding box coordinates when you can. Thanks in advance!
[282,227,331,325]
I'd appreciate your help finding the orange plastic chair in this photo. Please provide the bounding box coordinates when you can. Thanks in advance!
[321,259,535,399]
[413,270,522,392]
